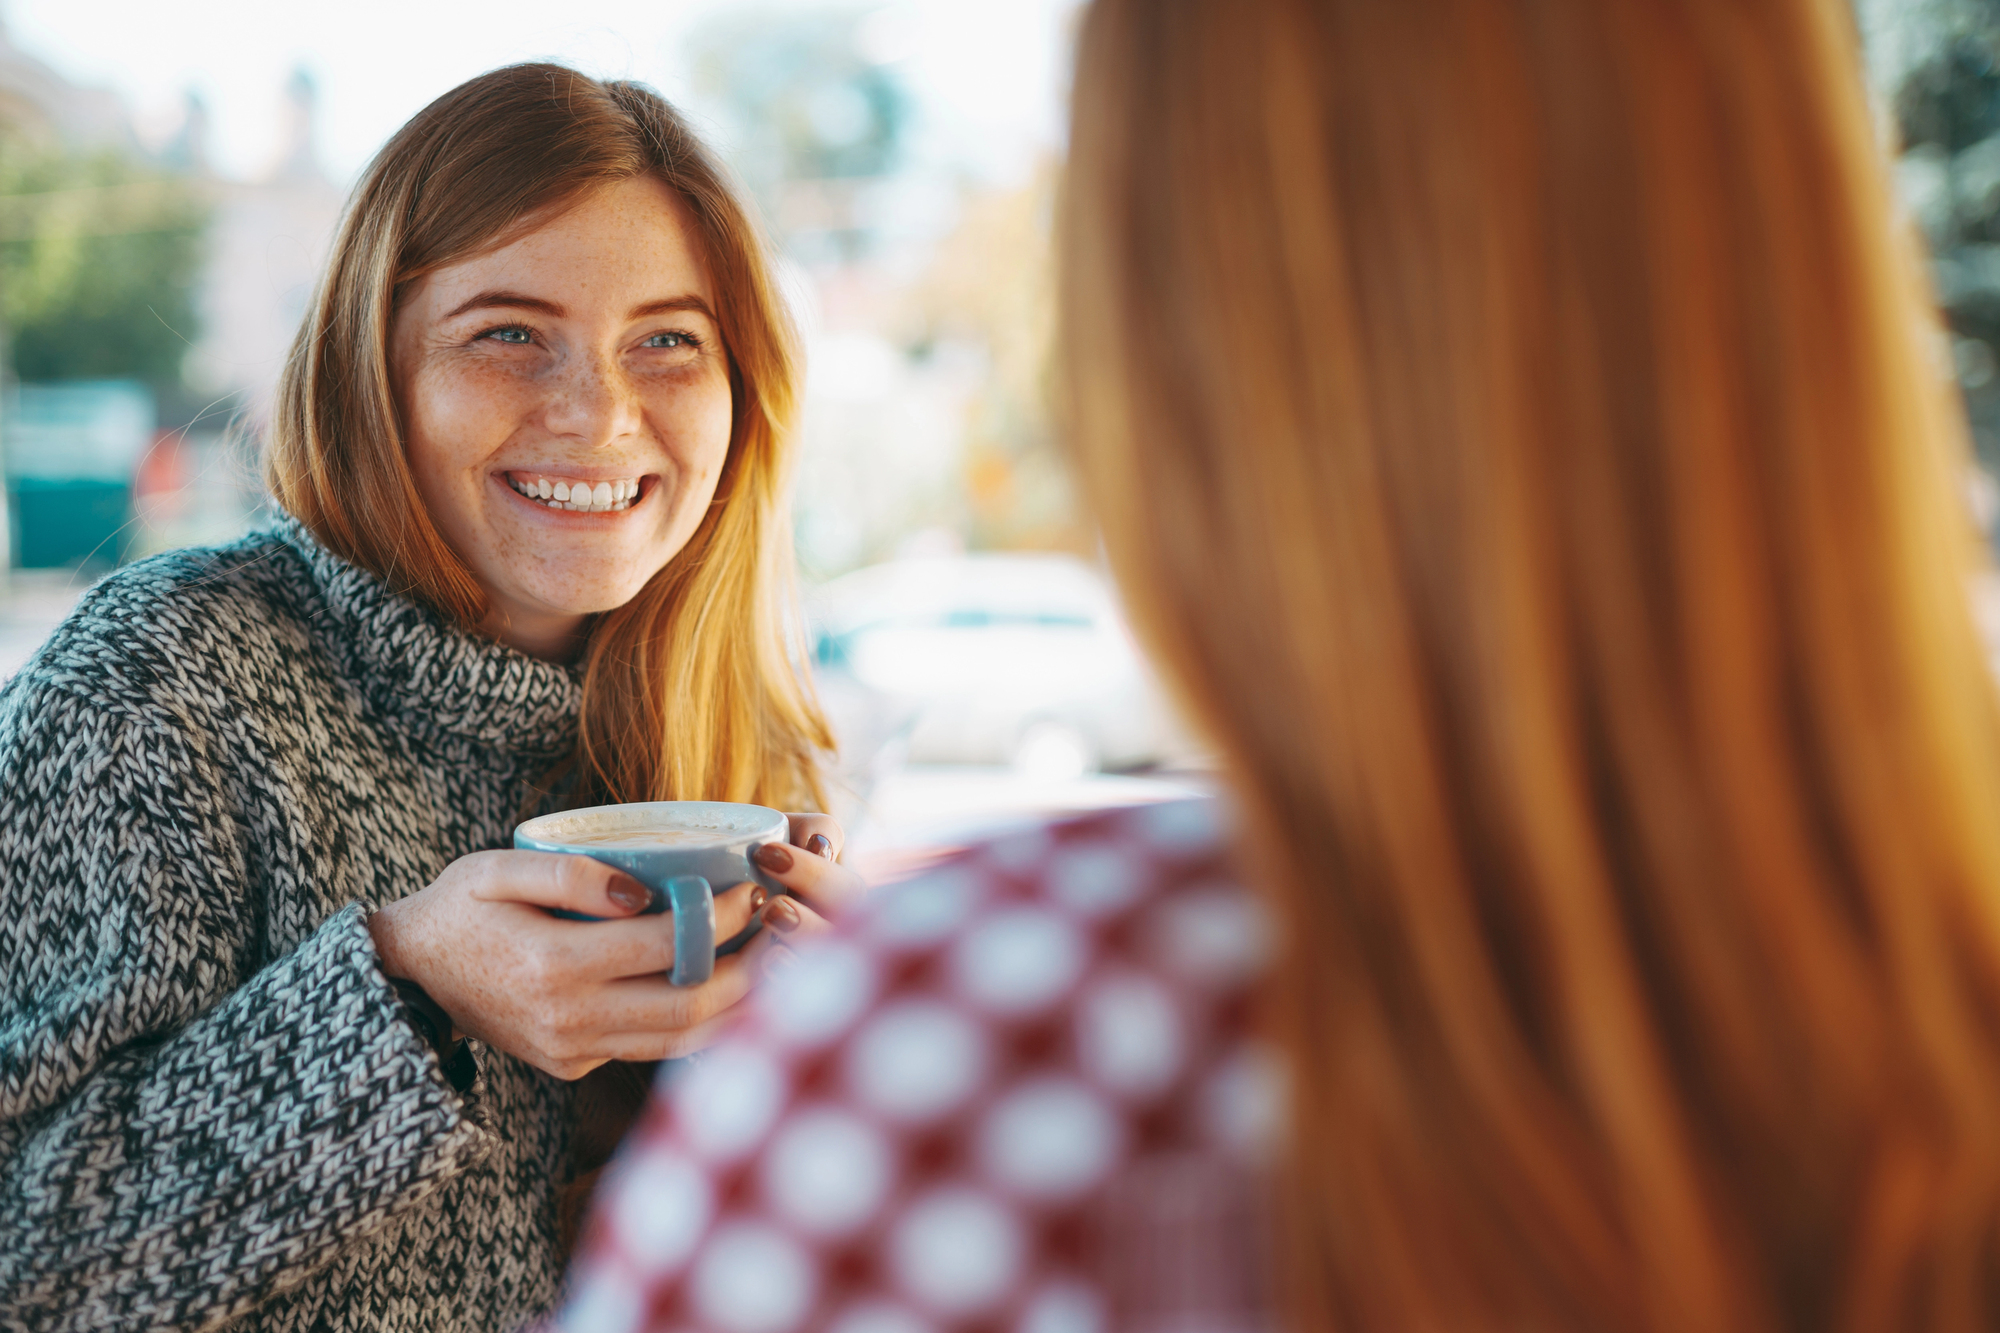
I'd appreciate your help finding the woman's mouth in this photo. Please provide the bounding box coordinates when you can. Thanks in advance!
[505,472,643,513]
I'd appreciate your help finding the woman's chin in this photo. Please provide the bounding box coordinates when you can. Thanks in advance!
[527,582,656,620]
[484,555,672,620]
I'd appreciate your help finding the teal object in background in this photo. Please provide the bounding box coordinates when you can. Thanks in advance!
[8,479,132,568]
[3,380,154,570]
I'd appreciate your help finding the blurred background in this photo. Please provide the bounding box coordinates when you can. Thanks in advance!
[0,0,1207,869]
[0,1,1990,864]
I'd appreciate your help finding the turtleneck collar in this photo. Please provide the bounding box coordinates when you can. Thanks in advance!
[272,517,582,757]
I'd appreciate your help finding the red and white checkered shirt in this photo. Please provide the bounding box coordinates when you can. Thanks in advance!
[558,799,1280,1333]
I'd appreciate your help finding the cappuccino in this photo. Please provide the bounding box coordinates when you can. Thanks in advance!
[555,826,720,849]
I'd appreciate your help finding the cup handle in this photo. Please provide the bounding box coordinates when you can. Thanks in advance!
[667,875,716,987]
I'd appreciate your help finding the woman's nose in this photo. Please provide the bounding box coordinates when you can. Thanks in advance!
[540,349,645,447]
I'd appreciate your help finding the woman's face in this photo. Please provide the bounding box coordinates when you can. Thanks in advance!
[391,175,734,661]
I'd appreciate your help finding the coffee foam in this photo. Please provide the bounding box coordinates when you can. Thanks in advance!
[528,805,770,850]
[554,826,722,849]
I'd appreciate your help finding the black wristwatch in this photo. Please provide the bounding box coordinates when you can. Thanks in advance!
[388,978,478,1094]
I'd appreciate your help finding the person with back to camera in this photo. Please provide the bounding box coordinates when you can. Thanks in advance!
[0,63,865,1333]
[560,0,2000,1330]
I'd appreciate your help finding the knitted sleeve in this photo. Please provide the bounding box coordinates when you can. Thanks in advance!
[0,681,499,1333]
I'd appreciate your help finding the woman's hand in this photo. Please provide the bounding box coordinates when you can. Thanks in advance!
[367,850,775,1080]
[749,813,869,964]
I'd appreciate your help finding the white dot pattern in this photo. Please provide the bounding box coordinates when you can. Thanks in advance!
[671,1046,788,1163]
[860,869,982,950]
[690,1223,818,1333]
[890,1187,1026,1316]
[609,1152,712,1274]
[826,1300,935,1333]
[1147,886,1273,987]
[1044,840,1145,918]
[950,908,1087,1016]
[976,1078,1123,1202]
[1075,972,1185,1100]
[761,1107,896,1238]
[560,1260,644,1333]
[758,941,878,1049]
[1016,1279,1106,1333]
[846,1001,990,1124]
[568,798,1273,1332]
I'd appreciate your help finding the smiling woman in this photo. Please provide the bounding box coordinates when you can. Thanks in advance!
[0,63,854,1333]
[390,178,738,663]
[272,68,830,810]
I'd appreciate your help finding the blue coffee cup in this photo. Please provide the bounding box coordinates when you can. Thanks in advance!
[513,800,790,987]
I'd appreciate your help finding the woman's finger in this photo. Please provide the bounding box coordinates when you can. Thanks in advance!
[711,879,767,944]
[600,948,765,1033]
[463,849,651,917]
[595,1011,740,1063]
[752,839,866,919]
[784,812,844,863]
[757,892,833,949]
[562,880,771,980]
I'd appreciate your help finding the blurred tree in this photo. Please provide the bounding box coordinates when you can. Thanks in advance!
[1865,0,2000,488]
[686,5,911,265]
[898,166,1085,555]
[0,144,207,389]
[689,8,910,184]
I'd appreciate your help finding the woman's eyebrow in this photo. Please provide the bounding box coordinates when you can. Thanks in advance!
[442,290,565,321]
[630,295,716,321]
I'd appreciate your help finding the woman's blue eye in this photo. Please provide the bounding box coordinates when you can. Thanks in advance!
[483,326,532,345]
[646,331,694,349]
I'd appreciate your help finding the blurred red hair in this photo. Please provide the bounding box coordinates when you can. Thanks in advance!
[1062,1,2000,1327]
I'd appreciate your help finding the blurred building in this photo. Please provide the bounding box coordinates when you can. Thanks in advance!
[181,69,343,418]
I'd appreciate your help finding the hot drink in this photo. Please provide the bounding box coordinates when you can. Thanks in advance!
[554,827,725,849]
[513,800,791,986]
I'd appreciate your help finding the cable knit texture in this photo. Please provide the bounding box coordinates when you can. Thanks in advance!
[0,519,585,1332]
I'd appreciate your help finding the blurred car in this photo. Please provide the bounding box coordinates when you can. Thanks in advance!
[808,552,1190,777]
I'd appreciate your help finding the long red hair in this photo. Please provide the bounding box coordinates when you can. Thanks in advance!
[1063,1,2000,1327]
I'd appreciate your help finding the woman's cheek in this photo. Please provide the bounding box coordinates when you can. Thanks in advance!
[418,360,537,459]
[648,365,734,471]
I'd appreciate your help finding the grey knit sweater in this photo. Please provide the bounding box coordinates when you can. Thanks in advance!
[0,521,587,1332]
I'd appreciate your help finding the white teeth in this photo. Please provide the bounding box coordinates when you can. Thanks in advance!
[509,474,641,512]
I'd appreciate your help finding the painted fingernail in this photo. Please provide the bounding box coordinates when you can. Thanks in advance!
[807,834,834,860]
[607,877,648,913]
[748,887,769,913]
[764,896,802,933]
[754,842,794,873]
